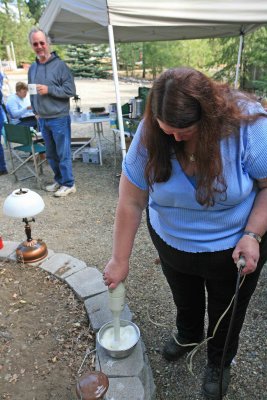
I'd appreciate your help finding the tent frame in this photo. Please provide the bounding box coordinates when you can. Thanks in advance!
[108,24,126,157]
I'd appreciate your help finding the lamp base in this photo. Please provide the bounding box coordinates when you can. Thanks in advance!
[16,239,48,263]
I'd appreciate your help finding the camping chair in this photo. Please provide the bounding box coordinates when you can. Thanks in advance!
[4,123,46,187]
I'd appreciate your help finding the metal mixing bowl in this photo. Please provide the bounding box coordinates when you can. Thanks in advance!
[97,319,140,359]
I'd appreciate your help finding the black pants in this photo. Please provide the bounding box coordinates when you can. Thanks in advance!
[18,117,38,129]
[147,215,267,366]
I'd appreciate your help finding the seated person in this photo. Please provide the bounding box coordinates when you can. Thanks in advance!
[6,82,45,159]
[6,82,37,129]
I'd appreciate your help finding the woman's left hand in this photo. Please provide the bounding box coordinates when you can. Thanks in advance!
[232,235,260,275]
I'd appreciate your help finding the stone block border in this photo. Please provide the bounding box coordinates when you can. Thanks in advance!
[0,241,156,400]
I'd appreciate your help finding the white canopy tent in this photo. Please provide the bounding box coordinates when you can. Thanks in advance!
[39,0,267,156]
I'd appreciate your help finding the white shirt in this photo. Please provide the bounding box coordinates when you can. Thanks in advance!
[6,93,35,124]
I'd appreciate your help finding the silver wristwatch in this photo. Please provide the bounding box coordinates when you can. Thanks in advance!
[243,231,262,244]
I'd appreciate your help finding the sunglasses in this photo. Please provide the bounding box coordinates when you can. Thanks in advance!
[32,41,46,47]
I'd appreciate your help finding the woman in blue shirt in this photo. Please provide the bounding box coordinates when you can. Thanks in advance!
[103,68,267,399]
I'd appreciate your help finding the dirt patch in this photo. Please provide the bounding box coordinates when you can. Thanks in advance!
[0,259,94,400]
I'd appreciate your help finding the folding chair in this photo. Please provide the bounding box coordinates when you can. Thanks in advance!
[4,123,46,187]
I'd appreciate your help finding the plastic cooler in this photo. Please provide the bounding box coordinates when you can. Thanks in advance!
[82,148,100,164]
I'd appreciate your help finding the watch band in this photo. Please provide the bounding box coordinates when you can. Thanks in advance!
[243,231,262,244]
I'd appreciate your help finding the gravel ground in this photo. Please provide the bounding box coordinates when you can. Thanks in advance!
[1,74,266,399]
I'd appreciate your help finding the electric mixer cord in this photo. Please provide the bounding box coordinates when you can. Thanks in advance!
[218,259,245,399]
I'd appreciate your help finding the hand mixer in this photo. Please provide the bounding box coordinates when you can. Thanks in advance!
[108,282,126,344]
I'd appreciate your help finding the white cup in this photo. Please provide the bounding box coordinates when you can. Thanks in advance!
[28,84,37,95]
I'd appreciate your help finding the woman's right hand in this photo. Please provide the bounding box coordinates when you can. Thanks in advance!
[103,258,129,289]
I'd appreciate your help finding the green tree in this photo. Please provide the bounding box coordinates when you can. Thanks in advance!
[0,1,36,64]
[142,42,170,79]
[176,39,213,71]
[208,26,267,93]
[26,0,47,22]
[117,39,214,80]
[116,42,142,77]
[65,44,111,78]
[241,27,267,95]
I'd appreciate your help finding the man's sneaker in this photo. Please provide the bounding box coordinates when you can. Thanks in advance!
[45,182,60,192]
[163,334,203,361]
[202,363,231,399]
[54,185,76,197]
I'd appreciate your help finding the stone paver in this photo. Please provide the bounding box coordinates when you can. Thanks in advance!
[40,252,87,279]
[139,342,157,400]
[65,266,107,299]
[105,377,145,400]
[96,339,144,377]
[0,240,20,258]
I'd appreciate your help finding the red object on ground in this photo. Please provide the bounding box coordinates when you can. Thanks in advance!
[0,236,3,249]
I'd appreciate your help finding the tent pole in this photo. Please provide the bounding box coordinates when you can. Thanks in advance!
[108,24,126,158]
[234,33,244,89]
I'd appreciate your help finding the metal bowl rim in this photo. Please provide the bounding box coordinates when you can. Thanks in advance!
[97,319,140,351]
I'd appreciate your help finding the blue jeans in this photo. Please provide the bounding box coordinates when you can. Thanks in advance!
[38,115,74,187]
[0,110,7,172]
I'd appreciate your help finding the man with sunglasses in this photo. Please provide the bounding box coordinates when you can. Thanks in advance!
[28,27,76,197]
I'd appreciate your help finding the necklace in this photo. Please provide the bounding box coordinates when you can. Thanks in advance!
[184,152,196,162]
[188,153,196,162]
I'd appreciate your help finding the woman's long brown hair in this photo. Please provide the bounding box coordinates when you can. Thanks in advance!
[142,68,266,207]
